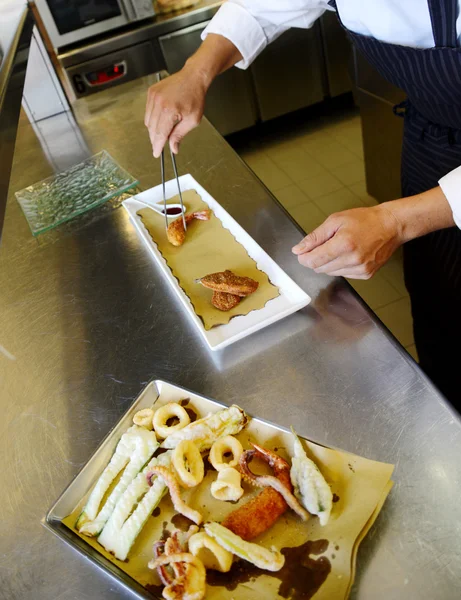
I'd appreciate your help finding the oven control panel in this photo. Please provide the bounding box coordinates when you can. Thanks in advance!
[65,41,163,97]
[83,61,126,87]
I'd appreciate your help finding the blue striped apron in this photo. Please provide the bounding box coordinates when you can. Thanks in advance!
[330,0,461,405]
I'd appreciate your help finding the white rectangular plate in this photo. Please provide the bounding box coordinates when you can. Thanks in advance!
[123,174,311,351]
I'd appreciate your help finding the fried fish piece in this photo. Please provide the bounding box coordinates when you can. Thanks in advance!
[211,291,242,311]
[166,210,211,247]
[198,270,259,296]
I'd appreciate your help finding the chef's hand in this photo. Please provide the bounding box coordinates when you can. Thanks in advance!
[145,34,242,157]
[292,204,402,279]
[145,68,208,158]
[292,187,456,279]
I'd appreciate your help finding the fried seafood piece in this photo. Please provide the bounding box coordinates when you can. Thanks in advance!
[149,551,206,600]
[198,270,259,297]
[153,403,191,439]
[240,443,309,520]
[209,435,243,471]
[222,444,300,540]
[211,291,241,311]
[172,440,204,488]
[167,210,211,247]
[211,467,244,502]
[222,485,287,541]
[188,531,233,573]
[205,522,285,572]
[152,527,199,588]
[290,427,333,525]
[147,466,203,525]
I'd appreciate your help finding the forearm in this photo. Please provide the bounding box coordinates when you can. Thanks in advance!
[385,186,455,243]
[183,34,243,89]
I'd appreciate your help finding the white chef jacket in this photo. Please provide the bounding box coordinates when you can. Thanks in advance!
[202,0,461,228]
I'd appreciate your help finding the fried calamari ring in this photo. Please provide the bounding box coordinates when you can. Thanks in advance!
[133,408,154,430]
[209,435,243,471]
[153,403,191,439]
[188,532,233,573]
[172,440,204,488]
[211,467,244,502]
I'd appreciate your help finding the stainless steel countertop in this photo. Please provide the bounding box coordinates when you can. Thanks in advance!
[1,76,461,599]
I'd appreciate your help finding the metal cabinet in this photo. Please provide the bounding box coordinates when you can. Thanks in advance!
[159,22,257,136]
[320,11,352,97]
[159,20,329,134]
[353,47,405,202]
[250,25,326,122]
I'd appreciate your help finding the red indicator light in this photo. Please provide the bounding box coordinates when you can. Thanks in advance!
[114,65,119,73]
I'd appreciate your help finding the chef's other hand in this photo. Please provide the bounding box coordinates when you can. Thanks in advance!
[292,205,402,279]
[145,68,208,158]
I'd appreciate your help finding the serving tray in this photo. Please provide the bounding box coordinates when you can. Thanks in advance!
[43,380,394,600]
[122,174,311,351]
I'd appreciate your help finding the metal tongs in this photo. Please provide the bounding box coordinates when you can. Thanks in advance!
[157,72,187,233]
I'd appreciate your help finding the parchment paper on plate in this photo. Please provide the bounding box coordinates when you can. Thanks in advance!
[137,189,280,330]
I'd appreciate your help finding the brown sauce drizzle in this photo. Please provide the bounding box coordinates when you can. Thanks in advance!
[185,407,197,422]
[161,521,170,540]
[171,513,194,531]
[146,583,164,597]
[178,399,197,423]
[203,454,214,475]
[332,493,340,503]
[154,447,169,458]
[152,507,161,518]
[207,539,331,599]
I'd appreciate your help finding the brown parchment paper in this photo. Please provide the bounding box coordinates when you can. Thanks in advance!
[136,190,280,329]
[63,390,394,600]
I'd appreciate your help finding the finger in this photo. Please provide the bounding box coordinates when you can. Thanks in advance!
[324,265,372,279]
[169,115,200,154]
[312,255,354,274]
[296,237,349,270]
[292,217,339,255]
[146,97,162,154]
[145,87,156,128]
[152,110,182,158]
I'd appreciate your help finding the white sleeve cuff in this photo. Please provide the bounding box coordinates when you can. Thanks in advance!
[201,3,268,69]
[439,166,461,229]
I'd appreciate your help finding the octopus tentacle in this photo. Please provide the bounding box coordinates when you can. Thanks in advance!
[239,444,310,521]
[148,553,207,600]
[148,466,203,525]
[165,531,187,580]
[153,541,173,586]
[155,525,200,588]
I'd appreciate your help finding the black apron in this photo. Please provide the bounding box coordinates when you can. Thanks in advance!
[330,0,461,407]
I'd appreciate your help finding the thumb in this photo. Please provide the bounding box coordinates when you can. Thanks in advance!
[292,217,338,255]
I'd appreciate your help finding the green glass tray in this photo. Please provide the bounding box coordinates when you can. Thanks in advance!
[15,150,139,236]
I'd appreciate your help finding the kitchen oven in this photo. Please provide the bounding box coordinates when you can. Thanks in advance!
[34,0,155,49]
